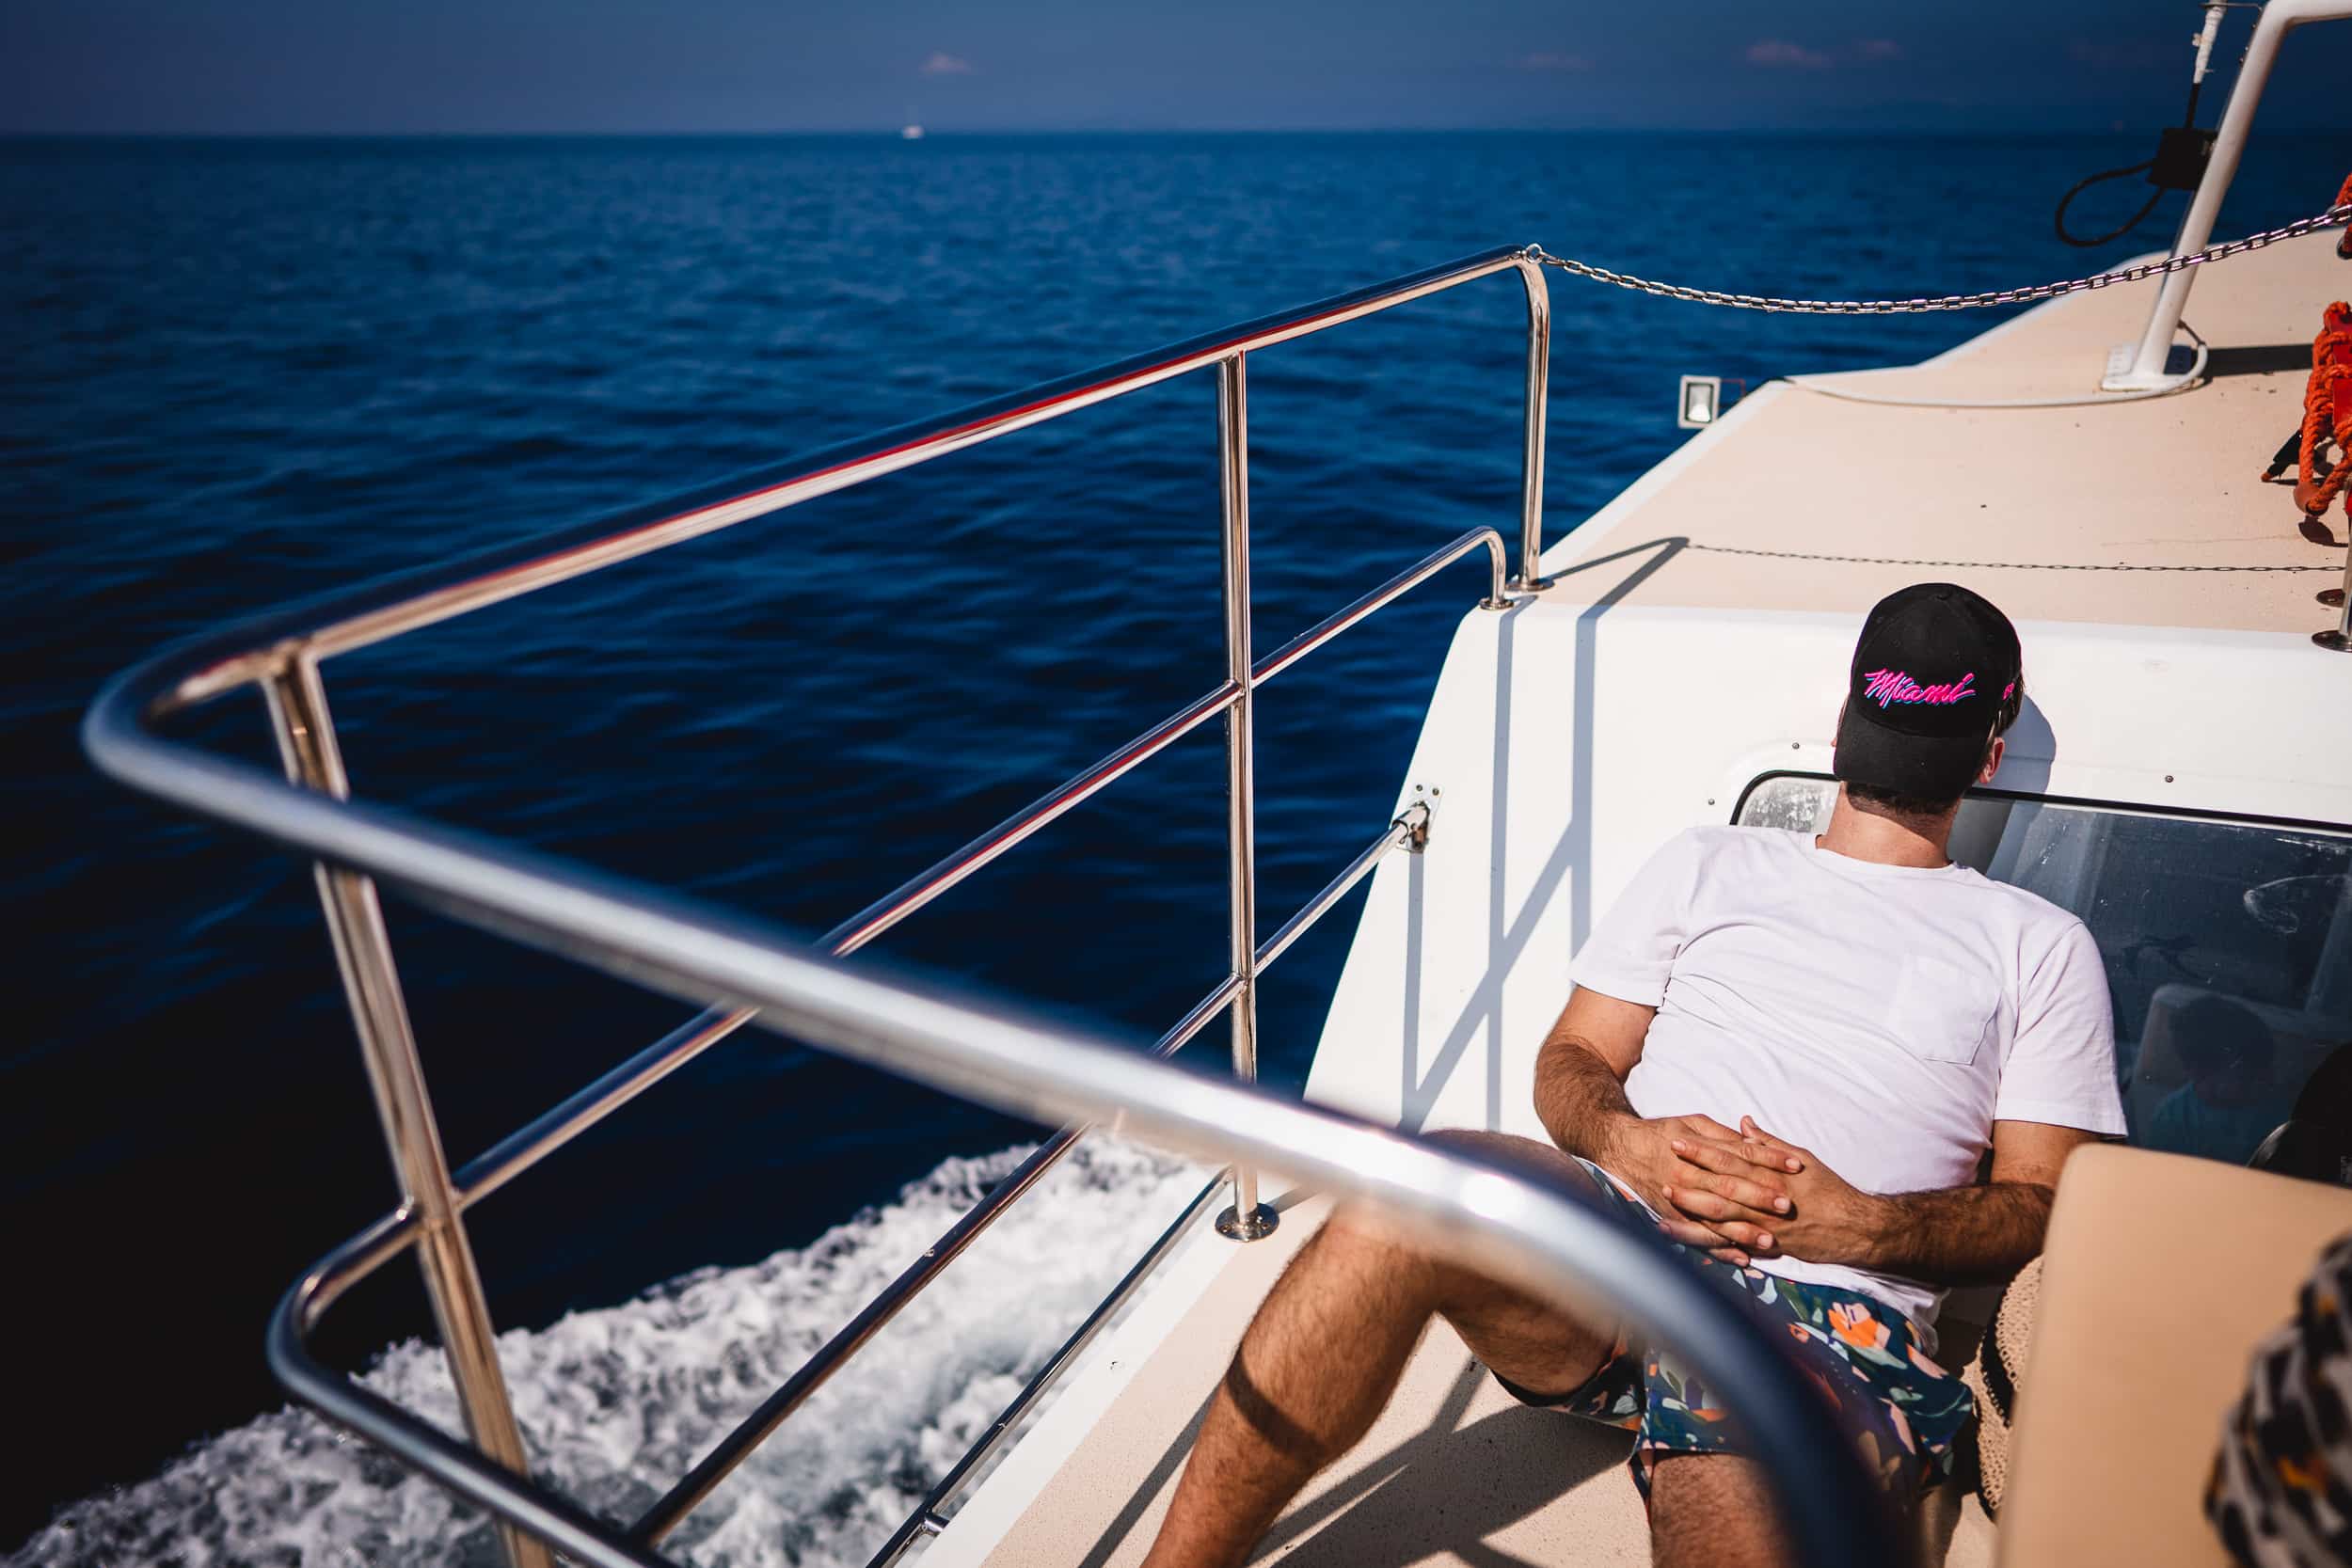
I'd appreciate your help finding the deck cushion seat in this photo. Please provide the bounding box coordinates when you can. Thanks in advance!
[1996,1146,2352,1568]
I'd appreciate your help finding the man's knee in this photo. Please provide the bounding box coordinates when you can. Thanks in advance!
[1315,1200,1517,1333]
[1322,1131,1549,1290]
[1315,1198,1443,1285]
[1331,1128,1581,1283]
[1326,1134,1613,1357]
[1646,1454,1791,1568]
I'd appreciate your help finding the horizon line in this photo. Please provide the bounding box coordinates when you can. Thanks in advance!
[6,123,2339,141]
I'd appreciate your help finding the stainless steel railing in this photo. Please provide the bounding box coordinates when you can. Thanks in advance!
[86,242,1907,1565]
[88,245,1565,1568]
[91,667,1902,1567]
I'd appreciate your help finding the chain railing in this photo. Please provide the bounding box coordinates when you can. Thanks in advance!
[1531,201,2352,315]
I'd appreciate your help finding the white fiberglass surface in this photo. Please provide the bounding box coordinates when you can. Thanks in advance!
[1738,775,2352,1168]
[8,1139,1206,1568]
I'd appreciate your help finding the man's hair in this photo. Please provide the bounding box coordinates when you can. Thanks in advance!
[1846,782,1964,817]
[1848,688,2020,818]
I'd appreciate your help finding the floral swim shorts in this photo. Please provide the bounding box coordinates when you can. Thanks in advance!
[1489,1156,1977,1498]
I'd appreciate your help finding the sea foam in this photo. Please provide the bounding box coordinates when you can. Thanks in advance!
[11,1138,1206,1568]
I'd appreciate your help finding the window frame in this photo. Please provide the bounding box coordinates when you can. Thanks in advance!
[1728,769,2352,842]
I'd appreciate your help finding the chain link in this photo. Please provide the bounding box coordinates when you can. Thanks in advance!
[1685,543,2338,573]
[1531,204,2352,315]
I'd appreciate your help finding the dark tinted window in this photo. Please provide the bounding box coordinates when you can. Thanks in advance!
[1736,776,2352,1167]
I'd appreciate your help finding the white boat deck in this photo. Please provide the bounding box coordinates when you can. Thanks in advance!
[1540,228,2346,636]
[921,232,2351,1568]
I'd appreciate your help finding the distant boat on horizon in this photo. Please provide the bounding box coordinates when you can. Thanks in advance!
[901,121,924,141]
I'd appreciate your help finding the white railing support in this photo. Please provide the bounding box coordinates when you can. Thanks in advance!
[2106,0,2352,391]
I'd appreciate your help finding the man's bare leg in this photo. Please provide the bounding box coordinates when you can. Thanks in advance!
[1137,1132,1618,1568]
[1647,1455,1793,1568]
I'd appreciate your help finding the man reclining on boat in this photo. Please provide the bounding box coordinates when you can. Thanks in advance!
[1141,582,2124,1568]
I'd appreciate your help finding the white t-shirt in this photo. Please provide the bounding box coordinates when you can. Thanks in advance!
[1571,825,2125,1337]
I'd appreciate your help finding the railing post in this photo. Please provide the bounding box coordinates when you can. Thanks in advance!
[261,655,554,1568]
[2106,0,2352,390]
[1513,252,1554,592]
[2317,546,2352,653]
[1215,353,1277,1243]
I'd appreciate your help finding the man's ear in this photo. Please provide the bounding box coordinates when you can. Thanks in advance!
[1979,735,2006,785]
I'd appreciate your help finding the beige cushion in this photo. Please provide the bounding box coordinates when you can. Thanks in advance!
[1997,1146,2352,1568]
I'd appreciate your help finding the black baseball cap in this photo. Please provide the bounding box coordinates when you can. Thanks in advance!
[1833,583,2023,801]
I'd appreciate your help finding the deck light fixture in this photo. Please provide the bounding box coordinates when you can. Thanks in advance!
[1677,374,1722,430]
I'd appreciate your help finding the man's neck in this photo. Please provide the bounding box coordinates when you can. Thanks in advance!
[1817,786,1958,869]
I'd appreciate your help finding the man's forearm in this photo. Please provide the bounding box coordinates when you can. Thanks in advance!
[1532,1033,1642,1166]
[1842,1180,2054,1286]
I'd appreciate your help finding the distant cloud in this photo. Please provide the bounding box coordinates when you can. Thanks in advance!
[1518,51,1593,71]
[1744,38,1902,70]
[1745,40,1835,70]
[918,51,974,76]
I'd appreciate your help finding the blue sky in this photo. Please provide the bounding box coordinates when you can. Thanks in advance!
[3,0,2345,135]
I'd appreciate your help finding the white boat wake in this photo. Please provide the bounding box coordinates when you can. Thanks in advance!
[11,1138,1207,1568]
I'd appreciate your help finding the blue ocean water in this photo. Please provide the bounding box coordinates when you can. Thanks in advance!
[4,131,2345,1551]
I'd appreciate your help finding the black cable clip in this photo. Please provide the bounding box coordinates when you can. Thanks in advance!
[2148,127,2217,193]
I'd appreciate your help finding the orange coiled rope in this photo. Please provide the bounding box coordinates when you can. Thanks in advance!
[2339,171,2352,260]
[2297,299,2352,520]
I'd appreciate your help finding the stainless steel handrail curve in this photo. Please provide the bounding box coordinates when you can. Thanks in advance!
[101,247,1544,1378]
[89,662,1896,1564]
[87,249,1603,1562]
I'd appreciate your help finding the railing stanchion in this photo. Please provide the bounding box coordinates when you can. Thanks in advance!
[1216,352,1277,1242]
[2317,543,2352,653]
[2107,0,2352,391]
[1512,251,1554,593]
[88,245,1597,1557]
[260,657,553,1568]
